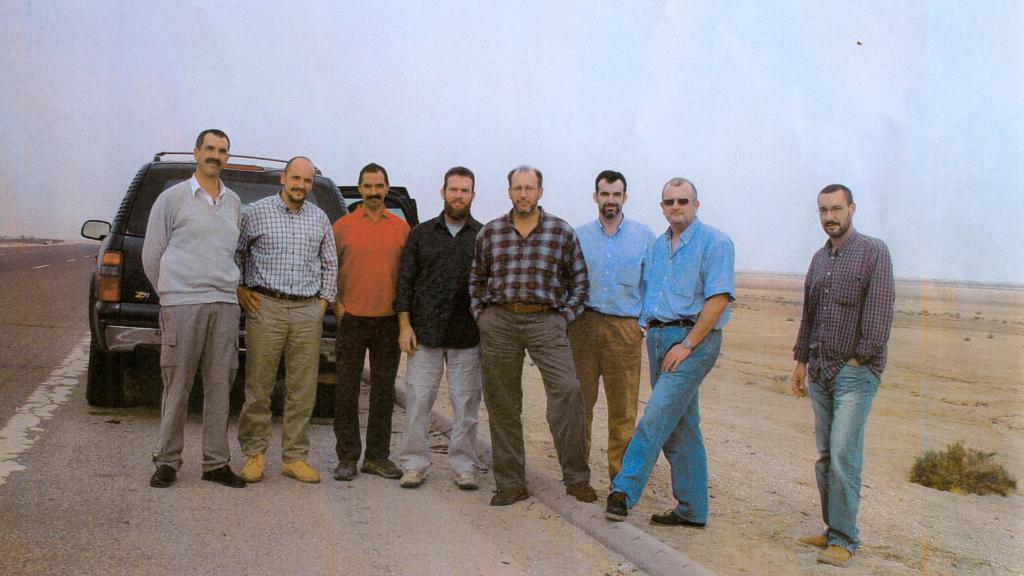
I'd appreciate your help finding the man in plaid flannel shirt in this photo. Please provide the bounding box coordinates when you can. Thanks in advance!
[469,165,596,506]
[791,184,895,568]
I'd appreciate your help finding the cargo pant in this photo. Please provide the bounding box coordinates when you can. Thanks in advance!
[154,302,240,472]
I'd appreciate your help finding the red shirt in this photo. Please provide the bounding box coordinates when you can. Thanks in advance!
[333,206,410,317]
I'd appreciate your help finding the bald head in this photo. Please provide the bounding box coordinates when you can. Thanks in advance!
[280,156,316,211]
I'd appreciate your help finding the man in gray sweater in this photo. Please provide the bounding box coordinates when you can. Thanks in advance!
[142,129,246,489]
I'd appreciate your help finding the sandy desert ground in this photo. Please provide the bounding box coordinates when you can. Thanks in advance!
[445,273,1023,575]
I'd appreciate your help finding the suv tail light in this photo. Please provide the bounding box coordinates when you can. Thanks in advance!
[97,250,123,302]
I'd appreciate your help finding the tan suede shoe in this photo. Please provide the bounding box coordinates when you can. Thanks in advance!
[797,533,828,549]
[817,545,853,567]
[282,460,321,483]
[239,453,265,483]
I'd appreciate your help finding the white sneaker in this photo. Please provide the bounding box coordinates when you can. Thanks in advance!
[454,471,478,491]
[400,469,425,488]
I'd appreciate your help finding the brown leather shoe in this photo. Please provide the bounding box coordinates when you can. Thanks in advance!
[360,458,402,479]
[565,482,597,503]
[490,488,529,506]
[334,460,357,481]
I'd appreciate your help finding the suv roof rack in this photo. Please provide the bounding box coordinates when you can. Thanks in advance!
[152,152,322,174]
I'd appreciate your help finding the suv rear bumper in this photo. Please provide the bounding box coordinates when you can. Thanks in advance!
[100,325,337,362]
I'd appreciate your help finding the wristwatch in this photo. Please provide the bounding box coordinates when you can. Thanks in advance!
[680,337,694,349]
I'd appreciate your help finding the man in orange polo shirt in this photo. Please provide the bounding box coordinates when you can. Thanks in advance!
[332,163,411,481]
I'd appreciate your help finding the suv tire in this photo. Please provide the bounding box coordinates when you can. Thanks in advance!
[86,338,125,407]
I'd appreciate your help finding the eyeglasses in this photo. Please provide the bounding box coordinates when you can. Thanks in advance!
[510,186,538,194]
[661,198,690,207]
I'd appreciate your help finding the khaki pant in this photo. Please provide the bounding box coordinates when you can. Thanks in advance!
[238,296,324,463]
[567,309,644,482]
[154,302,240,472]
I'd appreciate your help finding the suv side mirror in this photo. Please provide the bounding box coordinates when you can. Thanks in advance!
[81,220,111,241]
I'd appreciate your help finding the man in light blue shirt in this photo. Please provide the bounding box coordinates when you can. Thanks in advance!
[568,170,654,485]
[606,177,735,528]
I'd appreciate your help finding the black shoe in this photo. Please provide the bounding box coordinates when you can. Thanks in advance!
[490,488,529,506]
[650,509,705,527]
[334,460,357,481]
[201,466,247,488]
[150,465,176,488]
[605,491,628,521]
[566,482,598,503]
[360,458,402,479]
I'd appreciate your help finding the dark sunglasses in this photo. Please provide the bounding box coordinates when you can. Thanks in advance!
[661,198,690,207]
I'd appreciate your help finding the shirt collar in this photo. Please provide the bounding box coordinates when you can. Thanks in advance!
[664,218,701,251]
[272,192,305,215]
[504,205,546,224]
[433,211,479,232]
[355,205,393,220]
[190,175,224,206]
[824,229,860,256]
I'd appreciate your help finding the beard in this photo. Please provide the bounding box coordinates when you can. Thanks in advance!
[445,201,469,220]
[601,203,620,219]
[824,220,849,238]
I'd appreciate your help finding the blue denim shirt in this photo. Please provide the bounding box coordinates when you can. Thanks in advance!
[640,219,736,330]
[576,217,655,318]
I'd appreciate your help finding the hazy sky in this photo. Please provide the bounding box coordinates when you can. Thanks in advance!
[2,1,1020,283]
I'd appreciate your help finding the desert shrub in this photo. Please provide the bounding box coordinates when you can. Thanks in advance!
[910,441,1017,496]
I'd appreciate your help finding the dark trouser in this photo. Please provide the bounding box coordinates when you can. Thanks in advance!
[477,306,591,492]
[333,314,400,462]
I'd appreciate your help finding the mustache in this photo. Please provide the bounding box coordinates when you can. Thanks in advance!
[364,194,384,201]
[205,158,221,166]
[826,221,839,226]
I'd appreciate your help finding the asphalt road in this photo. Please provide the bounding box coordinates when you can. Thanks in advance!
[0,243,638,576]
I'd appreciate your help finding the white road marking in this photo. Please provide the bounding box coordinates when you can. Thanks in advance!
[32,264,50,269]
[66,258,76,262]
[0,336,89,487]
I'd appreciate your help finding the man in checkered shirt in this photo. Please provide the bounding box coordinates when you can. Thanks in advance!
[790,184,894,568]
[469,165,596,506]
[234,156,339,484]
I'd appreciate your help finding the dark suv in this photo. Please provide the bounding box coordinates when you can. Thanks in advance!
[80,153,358,407]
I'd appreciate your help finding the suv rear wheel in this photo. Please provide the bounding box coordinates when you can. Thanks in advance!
[86,338,125,407]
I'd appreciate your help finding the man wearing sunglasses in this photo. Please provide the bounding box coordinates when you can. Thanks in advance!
[606,177,735,529]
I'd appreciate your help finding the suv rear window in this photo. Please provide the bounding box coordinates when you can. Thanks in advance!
[125,165,336,236]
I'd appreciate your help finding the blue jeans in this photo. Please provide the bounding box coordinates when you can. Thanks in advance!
[809,363,879,551]
[611,326,722,523]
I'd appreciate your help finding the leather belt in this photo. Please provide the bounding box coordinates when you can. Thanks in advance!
[647,318,696,328]
[500,302,550,314]
[252,286,313,302]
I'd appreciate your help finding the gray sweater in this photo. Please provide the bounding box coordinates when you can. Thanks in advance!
[142,178,241,306]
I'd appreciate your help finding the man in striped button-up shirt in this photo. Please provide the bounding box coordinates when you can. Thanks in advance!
[469,165,595,507]
[791,184,894,568]
[234,156,339,484]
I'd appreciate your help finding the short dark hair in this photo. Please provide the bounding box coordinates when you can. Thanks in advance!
[195,129,230,150]
[443,166,475,192]
[819,184,853,204]
[595,170,627,194]
[359,163,389,187]
[284,156,314,174]
[507,165,542,188]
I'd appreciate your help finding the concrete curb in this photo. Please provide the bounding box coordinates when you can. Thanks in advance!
[392,382,715,576]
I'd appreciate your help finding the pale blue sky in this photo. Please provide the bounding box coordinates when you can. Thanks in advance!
[1,1,1020,283]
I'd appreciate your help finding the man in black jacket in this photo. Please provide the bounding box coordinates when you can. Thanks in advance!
[394,166,483,490]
